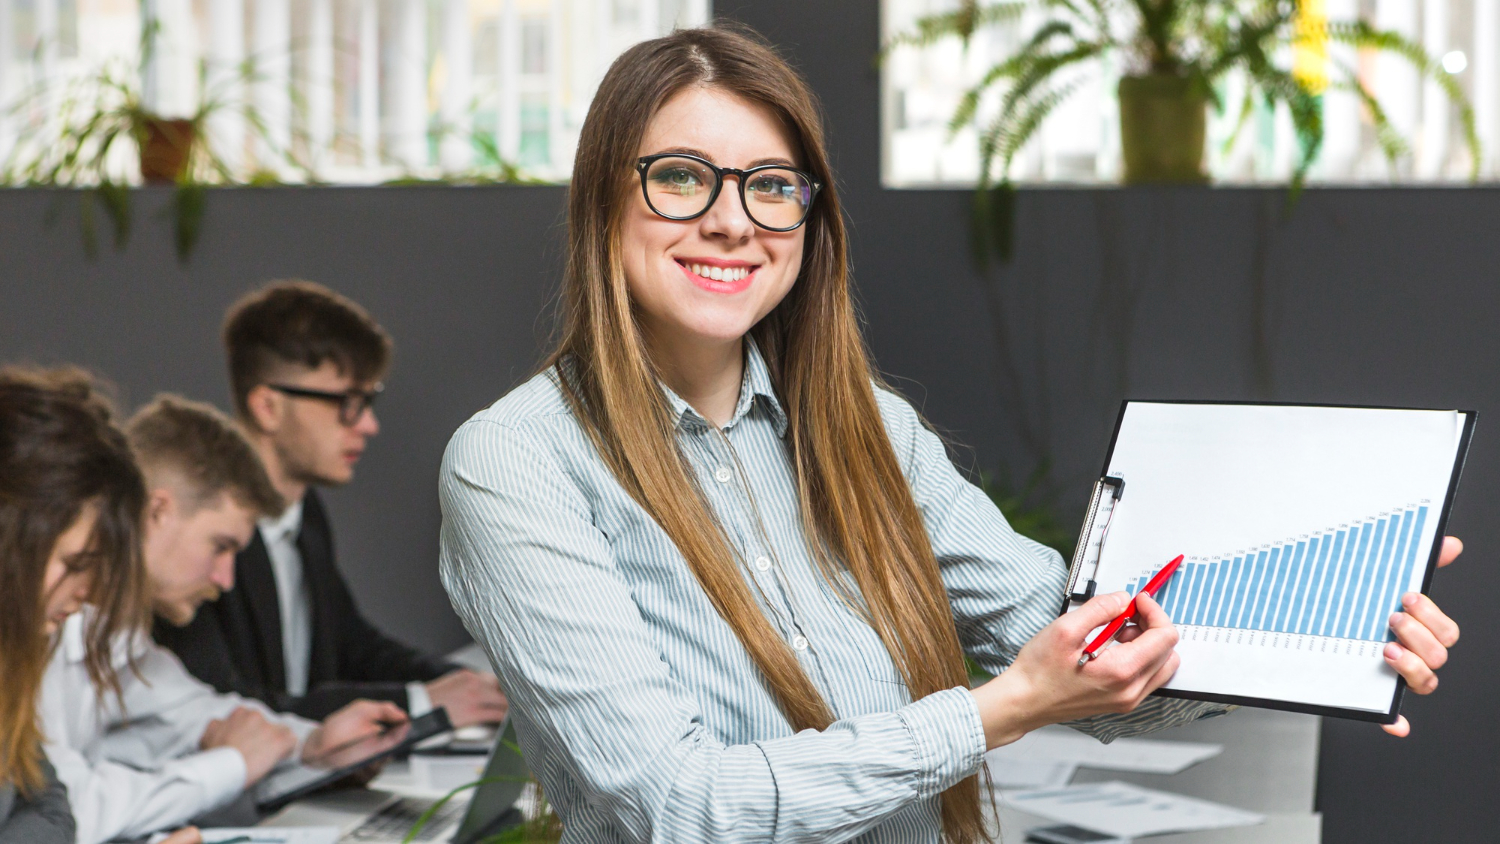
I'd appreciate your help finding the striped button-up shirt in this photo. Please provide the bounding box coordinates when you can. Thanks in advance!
[439,342,1226,843]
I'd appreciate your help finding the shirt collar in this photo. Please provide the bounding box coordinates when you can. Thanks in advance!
[259,498,305,543]
[59,611,87,663]
[58,607,134,667]
[661,338,789,438]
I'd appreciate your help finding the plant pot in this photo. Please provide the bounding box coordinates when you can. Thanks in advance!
[138,117,196,184]
[1118,74,1209,184]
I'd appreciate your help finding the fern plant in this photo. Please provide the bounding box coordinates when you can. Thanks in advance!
[887,0,1479,203]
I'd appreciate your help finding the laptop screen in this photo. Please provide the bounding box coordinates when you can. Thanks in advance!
[451,720,532,844]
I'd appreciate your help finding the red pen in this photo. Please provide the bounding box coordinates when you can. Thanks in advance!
[1077,554,1185,666]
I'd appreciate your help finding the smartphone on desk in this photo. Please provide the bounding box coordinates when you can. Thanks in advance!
[1024,824,1130,844]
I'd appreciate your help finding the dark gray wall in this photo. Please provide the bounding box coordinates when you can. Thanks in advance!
[2,2,1497,841]
[0,185,569,656]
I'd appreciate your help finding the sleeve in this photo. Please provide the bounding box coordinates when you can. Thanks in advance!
[438,418,987,844]
[54,641,319,844]
[96,640,319,762]
[274,680,412,721]
[881,390,1232,742]
[0,757,76,844]
[44,741,246,844]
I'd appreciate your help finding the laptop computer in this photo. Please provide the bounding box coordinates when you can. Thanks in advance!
[265,720,530,844]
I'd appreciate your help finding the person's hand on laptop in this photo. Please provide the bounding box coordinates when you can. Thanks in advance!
[200,707,298,786]
[426,669,509,728]
[303,699,409,762]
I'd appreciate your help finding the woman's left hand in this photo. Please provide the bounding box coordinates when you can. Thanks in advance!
[1382,535,1463,737]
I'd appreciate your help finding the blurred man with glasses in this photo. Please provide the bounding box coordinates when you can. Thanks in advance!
[156,281,508,729]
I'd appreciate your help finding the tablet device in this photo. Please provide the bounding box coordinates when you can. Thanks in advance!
[254,707,453,813]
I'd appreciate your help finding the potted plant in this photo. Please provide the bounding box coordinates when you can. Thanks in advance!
[0,21,308,259]
[887,0,1480,192]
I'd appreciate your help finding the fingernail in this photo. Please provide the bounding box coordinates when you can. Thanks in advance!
[1385,643,1404,660]
[1402,593,1419,608]
[1389,612,1403,627]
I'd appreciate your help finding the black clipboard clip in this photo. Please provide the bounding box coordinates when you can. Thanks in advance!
[1061,475,1125,612]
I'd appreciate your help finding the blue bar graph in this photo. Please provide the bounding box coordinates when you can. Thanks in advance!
[1124,505,1430,642]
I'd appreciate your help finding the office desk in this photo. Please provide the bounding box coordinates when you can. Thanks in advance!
[259,754,495,836]
[996,706,1321,843]
[268,645,1321,843]
[258,645,506,837]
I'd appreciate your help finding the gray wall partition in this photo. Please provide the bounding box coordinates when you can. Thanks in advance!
[2,2,1497,841]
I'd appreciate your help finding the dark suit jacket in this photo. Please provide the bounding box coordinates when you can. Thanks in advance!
[155,490,457,720]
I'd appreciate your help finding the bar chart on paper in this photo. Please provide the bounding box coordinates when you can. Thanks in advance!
[1074,401,1471,717]
[1128,504,1429,645]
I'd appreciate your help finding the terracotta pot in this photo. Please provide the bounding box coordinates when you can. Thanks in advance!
[138,117,196,184]
[1118,74,1209,184]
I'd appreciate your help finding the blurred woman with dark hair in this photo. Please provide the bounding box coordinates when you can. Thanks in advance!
[0,366,151,844]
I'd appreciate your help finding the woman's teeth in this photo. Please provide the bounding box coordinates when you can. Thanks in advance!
[688,263,752,282]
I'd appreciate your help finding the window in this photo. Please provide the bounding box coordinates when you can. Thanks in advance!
[0,0,713,184]
[882,0,1500,186]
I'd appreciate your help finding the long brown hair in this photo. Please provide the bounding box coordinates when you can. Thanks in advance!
[0,367,148,794]
[548,25,987,843]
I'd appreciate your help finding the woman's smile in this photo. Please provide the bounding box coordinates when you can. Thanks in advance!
[674,256,759,294]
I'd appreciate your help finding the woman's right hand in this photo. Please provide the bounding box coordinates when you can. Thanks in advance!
[970,591,1181,749]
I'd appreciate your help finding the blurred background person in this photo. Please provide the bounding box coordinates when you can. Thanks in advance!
[41,392,407,844]
[159,281,506,727]
[0,366,149,844]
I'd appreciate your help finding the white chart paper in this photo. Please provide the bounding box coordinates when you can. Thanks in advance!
[1075,403,1467,714]
[1001,781,1264,837]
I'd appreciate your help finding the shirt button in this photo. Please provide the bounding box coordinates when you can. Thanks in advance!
[754,556,772,571]
[714,466,732,483]
[792,636,809,652]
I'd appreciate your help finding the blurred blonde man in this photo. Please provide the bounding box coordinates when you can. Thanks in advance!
[40,395,405,844]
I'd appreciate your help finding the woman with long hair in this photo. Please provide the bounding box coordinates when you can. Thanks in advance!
[0,369,206,844]
[440,25,1460,843]
[0,367,149,843]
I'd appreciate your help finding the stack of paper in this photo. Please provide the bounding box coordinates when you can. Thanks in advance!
[981,725,1223,788]
[188,828,339,844]
[989,725,1223,774]
[1000,781,1264,838]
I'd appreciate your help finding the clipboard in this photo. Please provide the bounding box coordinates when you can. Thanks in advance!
[1062,400,1476,724]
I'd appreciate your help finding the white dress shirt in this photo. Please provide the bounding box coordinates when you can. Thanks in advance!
[259,498,432,713]
[259,500,313,697]
[39,612,318,844]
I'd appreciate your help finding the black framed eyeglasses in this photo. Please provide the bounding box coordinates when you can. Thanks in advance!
[635,153,822,232]
[268,383,383,426]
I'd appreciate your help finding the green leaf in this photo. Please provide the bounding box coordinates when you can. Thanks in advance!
[969,181,1017,267]
[1325,20,1482,177]
[172,182,206,262]
[96,180,132,251]
[979,463,1076,557]
[882,1,1031,55]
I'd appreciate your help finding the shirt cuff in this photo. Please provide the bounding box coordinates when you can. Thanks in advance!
[406,681,433,716]
[898,686,987,797]
[174,746,249,806]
